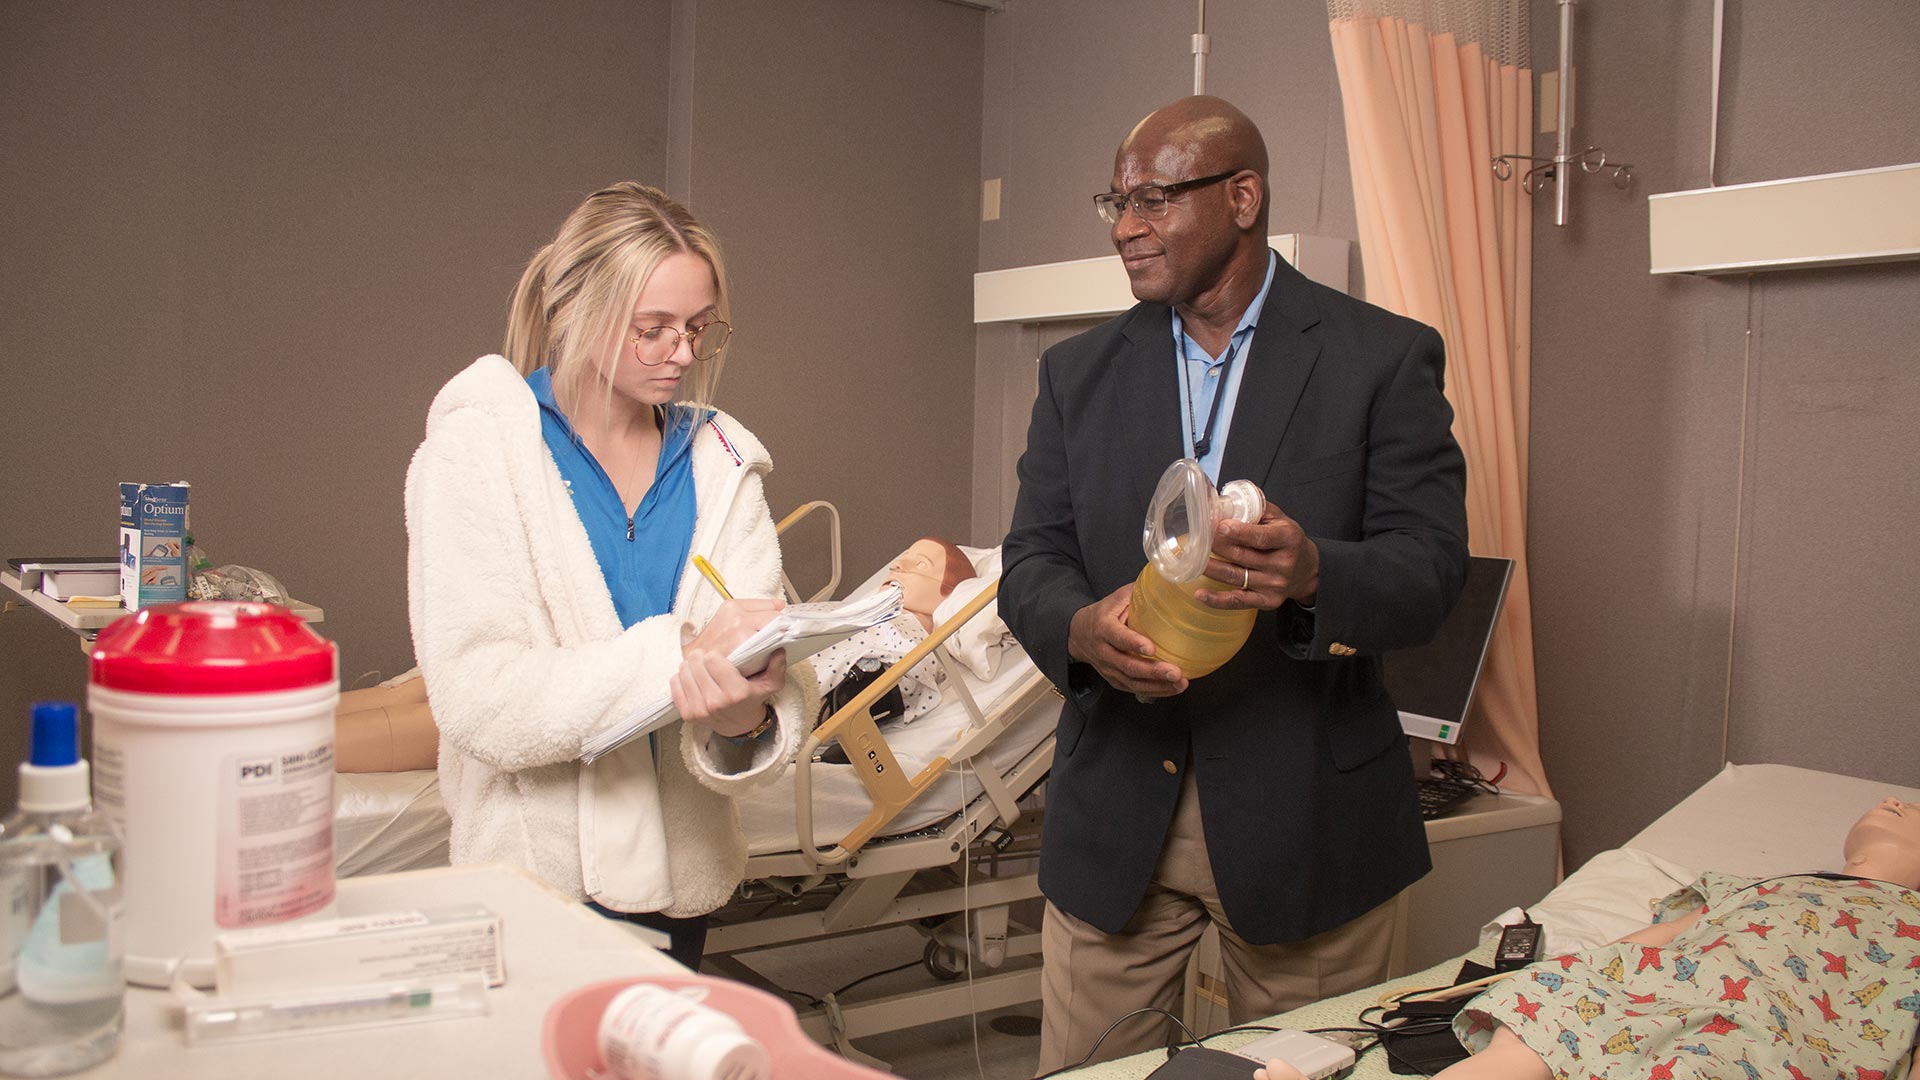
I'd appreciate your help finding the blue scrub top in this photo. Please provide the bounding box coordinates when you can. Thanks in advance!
[527,368,700,629]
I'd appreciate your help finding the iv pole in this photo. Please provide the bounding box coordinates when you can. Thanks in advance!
[1491,0,1633,225]
[1192,0,1210,94]
[1552,0,1574,225]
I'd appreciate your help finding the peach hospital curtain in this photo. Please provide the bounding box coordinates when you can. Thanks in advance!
[1328,0,1548,797]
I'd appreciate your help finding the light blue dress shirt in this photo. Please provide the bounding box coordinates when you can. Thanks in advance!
[1171,251,1278,484]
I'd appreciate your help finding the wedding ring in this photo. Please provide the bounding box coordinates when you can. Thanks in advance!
[1241,567,1251,590]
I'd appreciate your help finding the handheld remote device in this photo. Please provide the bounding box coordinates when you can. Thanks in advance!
[1227,1030,1356,1079]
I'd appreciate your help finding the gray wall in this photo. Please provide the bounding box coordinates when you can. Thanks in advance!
[1528,0,1920,865]
[0,0,671,802]
[972,0,1360,540]
[687,0,983,589]
[0,1,984,803]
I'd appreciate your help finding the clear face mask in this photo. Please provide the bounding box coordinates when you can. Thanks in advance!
[1141,459,1266,585]
[1127,460,1268,681]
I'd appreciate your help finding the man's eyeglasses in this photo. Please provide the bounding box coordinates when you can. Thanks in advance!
[1093,171,1239,225]
[630,320,732,365]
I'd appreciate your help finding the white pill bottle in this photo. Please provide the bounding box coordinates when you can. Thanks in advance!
[597,984,769,1080]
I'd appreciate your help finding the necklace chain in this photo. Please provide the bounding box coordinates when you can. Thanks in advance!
[597,406,665,526]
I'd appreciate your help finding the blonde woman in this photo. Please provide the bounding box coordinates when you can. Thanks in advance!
[405,183,812,966]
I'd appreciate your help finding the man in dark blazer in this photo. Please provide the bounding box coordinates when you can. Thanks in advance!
[1001,96,1469,1072]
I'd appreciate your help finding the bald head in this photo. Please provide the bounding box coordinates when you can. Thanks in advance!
[1119,96,1269,187]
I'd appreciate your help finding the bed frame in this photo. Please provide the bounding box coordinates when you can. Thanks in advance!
[704,502,1062,1066]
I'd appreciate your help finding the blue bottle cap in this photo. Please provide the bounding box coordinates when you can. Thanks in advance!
[29,701,80,768]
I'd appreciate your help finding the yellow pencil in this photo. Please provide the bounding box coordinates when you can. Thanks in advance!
[689,554,734,600]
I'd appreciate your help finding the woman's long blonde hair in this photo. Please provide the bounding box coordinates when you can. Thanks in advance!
[503,182,731,422]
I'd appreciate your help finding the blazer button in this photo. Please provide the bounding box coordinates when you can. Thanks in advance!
[1328,642,1357,657]
[1162,760,1178,775]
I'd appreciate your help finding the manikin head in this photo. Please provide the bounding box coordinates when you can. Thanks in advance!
[885,538,975,632]
[1107,96,1270,307]
[1840,796,1920,889]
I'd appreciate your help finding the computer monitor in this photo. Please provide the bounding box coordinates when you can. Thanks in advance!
[1385,555,1514,745]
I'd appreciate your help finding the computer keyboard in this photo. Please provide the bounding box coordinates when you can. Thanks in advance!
[1417,776,1477,820]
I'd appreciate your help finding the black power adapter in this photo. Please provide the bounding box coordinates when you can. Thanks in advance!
[1493,912,1543,972]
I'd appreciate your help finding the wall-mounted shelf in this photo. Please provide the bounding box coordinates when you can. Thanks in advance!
[1649,162,1920,276]
[2,569,323,644]
[972,234,1351,324]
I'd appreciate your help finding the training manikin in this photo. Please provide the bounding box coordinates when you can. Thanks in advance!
[806,538,976,729]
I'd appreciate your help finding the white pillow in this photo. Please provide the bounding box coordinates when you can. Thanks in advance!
[1478,846,1698,956]
[930,546,1009,682]
[931,585,1005,682]
[958,544,1001,583]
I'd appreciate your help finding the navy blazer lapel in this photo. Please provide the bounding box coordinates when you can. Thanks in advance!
[1219,257,1324,488]
[1117,305,1184,510]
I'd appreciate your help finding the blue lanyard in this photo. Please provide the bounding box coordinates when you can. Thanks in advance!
[1180,335,1243,459]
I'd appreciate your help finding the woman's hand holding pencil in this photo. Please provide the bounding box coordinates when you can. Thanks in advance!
[673,556,787,738]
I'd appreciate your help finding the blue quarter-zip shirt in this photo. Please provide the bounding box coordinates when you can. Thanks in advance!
[527,367,699,629]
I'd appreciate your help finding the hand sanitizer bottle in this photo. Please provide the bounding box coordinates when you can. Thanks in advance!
[0,702,125,1077]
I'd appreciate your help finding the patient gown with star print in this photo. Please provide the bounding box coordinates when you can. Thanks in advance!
[1454,872,1920,1078]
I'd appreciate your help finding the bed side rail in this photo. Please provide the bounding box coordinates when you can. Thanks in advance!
[795,576,1004,868]
[774,501,841,603]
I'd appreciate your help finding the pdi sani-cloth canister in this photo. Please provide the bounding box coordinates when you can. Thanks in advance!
[88,602,339,988]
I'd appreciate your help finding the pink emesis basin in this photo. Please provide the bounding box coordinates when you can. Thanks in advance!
[543,973,901,1080]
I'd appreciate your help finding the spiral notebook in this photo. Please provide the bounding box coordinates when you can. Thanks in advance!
[578,584,903,763]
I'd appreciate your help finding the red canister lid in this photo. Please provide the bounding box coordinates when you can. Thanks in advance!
[91,602,338,694]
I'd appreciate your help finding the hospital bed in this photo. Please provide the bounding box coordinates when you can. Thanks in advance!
[333,766,450,878]
[330,506,1064,1060]
[1059,762,1920,1078]
[705,517,1062,1062]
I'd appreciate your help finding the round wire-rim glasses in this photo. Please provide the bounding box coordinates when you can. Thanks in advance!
[1093,170,1240,225]
[630,320,732,365]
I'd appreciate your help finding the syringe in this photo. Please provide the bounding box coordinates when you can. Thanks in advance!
[182,971,489,1044]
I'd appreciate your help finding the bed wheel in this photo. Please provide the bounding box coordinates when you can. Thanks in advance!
[923,939,966,980]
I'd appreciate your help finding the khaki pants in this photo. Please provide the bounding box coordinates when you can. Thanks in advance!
[1035,767,1400,1075]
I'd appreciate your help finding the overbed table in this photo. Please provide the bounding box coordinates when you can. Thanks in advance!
[72,863,680,1079]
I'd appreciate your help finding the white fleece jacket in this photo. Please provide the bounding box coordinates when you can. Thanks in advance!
[405,355,813,916]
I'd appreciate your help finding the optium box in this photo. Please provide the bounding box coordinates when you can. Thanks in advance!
[213,904,506,997]
[118,481,190,610]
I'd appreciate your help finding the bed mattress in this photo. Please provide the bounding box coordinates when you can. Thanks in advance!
[333,767,451,877]
[332,656,1059,873]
